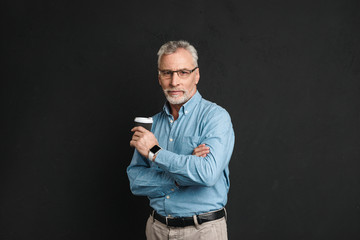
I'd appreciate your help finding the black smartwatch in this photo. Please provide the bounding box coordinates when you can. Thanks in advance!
[148,145,162,161]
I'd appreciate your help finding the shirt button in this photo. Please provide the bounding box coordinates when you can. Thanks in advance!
[171,189,174,191]
[170,120,173,123]
[169,138,173,142]
[166,195,170,199]
[185,111,188,114]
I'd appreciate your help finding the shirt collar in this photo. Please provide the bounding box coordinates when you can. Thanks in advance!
[163,91,202,116]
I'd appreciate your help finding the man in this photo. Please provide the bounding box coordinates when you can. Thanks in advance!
[127,40,235,240]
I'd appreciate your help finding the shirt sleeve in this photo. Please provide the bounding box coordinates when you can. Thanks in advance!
[154,107,235,187]
[127,149,178,198]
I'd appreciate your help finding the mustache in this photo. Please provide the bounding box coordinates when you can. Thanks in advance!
[164,89,186,92]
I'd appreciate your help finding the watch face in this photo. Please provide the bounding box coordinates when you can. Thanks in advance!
[150,145,161,154]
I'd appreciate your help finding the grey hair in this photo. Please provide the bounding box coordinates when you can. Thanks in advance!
[157,40,198,68]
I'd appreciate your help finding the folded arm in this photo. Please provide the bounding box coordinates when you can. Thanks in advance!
[154,109,235,187]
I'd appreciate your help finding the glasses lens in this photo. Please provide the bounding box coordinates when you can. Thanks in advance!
[178,70,191,78]
[160,70,172,79]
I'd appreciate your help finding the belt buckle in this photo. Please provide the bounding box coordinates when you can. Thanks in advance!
[196,215,203,224]
[165,216,169,226]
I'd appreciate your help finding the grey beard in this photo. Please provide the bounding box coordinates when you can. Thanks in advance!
[164,90,190,105]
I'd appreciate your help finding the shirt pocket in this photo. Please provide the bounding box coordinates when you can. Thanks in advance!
[176,136,201,155]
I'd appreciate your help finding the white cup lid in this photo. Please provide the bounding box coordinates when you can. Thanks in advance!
[134,117,153,123]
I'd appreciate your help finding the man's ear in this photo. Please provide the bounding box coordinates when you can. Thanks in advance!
[195,68,200,84]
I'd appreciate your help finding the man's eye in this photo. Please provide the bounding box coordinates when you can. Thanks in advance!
[163,71,172,75]
[179,70,190,75]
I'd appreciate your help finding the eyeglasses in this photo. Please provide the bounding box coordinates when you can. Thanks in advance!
[158,67,198,79]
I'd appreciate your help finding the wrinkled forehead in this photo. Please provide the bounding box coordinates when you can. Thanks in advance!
[159,48,196,70]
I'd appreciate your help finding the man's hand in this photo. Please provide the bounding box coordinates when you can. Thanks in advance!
[192,144,210,157]
[130,126,159,158]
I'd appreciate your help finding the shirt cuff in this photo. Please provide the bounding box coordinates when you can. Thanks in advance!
[153,149,174,169]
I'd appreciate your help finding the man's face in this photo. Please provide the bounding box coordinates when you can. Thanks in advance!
[158,48,200,106]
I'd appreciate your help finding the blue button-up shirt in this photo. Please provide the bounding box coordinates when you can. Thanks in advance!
[127,91,235,217]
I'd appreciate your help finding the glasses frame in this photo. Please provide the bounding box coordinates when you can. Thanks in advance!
[158,67,198,79]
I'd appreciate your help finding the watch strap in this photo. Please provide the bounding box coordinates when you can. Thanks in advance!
[148,151,155,161]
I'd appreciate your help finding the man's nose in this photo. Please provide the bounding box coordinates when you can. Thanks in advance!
[170,72,180,86]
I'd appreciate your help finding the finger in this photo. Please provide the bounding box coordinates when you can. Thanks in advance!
[194,146,209,154]
[199,150,210,156]
[131,126,147,132]
[132,131,143,138]
[199,146,210,151]
[198,144,209,149]
[196,144,206,148]
[194,152,208,157]
[194,144,207,151]
[193,144,203,150]
[192,149,199,155]
[193,149,208,157]
[131,135,140,141]
[193,148,202,155]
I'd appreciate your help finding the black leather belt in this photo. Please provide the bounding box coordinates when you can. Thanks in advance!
[152,208,226,227]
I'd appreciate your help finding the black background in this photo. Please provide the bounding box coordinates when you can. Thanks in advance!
[1,0,359,239]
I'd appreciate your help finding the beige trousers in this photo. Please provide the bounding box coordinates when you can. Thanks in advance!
[145,215,228,240]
